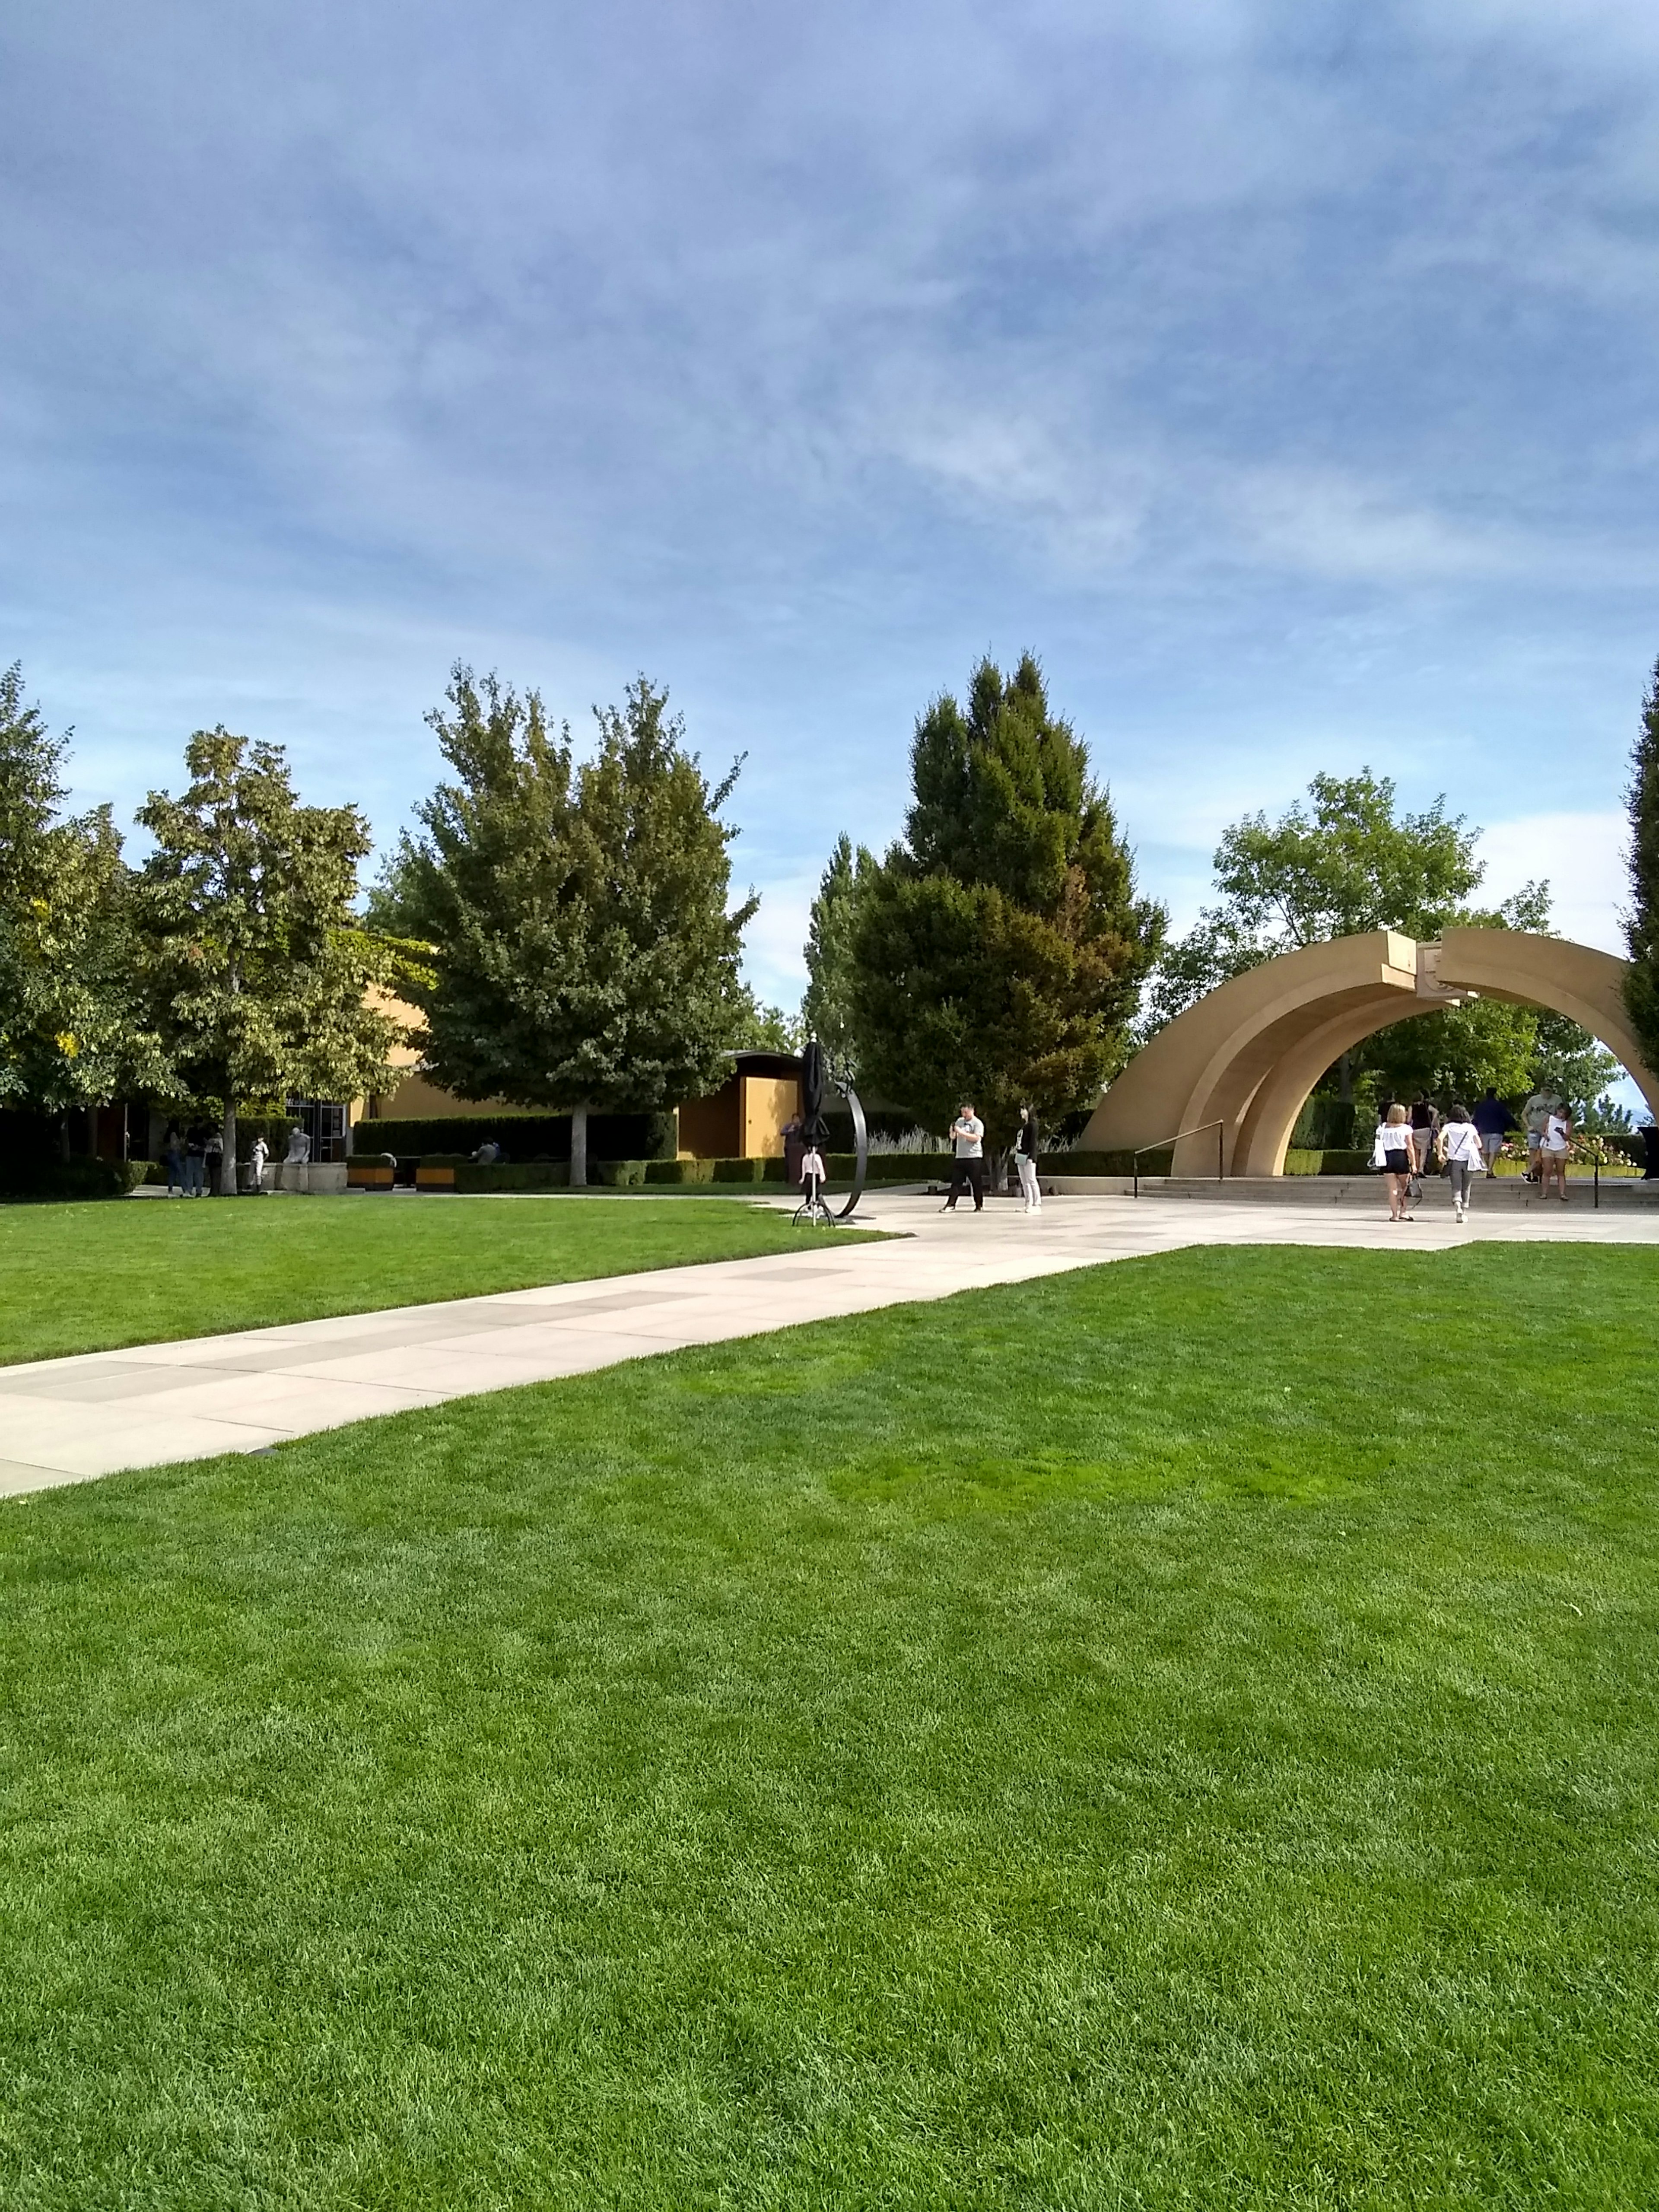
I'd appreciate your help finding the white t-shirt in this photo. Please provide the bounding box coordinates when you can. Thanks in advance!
[1441,1119,1484,1167]
[951,1115,985,1158]
[1541,1114,1571,1154]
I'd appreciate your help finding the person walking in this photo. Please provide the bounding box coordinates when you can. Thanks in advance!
[1522,1088,1558,1182]
[1014,1104,1042,1213]
[942,1100,985,1212]
[203,1128,224,1196]
[1408,1093,1438,1200]
[1472,1087,1517,1176]
[1375,1102,1415,1220]
[1436,1100,1485,1224]
[1539,1101,1573,1202]
[162,1122,184,1197]
[182,1125,206,1197]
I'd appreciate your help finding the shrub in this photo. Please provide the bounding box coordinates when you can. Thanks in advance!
[0,1156,147,1202]
[350,1111,675,1161]
[1038,1149,1152,1177]
[712,1157,765,1183]
[644,1158,715,1185]
[593,1159,647,1188]
[454,1163,569,1193]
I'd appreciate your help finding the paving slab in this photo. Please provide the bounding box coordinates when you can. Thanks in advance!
[3,1189,1658,1498]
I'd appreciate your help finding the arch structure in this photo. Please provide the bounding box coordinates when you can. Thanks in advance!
[1081,929,1659,1177]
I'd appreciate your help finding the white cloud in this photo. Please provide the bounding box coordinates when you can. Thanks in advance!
[740,872,816,1013]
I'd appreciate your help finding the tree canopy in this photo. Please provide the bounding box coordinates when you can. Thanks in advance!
[1144,770,1491,1034]
[136,728,407,1189]
[1624,658,1659,1079]
[1143,767,1630,1124]
[384,668,758,1182]
[0,664,163,1128]
[801,832,874,1081]
[846,655,1163,1149]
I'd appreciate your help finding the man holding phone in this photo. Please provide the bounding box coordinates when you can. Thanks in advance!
[943,1100,986,1212]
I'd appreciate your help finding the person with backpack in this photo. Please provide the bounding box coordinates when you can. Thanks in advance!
[1435,1101,1485,1224]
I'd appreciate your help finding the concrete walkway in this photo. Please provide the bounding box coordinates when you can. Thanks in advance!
[4,1188,1657,1499]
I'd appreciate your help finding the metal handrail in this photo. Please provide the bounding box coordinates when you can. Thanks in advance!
[1132,1119,1226,1198]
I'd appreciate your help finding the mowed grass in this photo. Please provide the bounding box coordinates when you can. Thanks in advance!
[3,1243,1659,2209]
[0,1194,867,1366]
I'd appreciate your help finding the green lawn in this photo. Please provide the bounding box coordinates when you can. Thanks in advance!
[0,1194,865,1366]
[3,1244,1658,2208]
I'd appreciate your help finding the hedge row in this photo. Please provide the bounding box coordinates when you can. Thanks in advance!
[352,1111,676,1161]
[0,1157,149,1202]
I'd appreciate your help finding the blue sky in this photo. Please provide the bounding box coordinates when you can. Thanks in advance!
[5,0,1659,1027]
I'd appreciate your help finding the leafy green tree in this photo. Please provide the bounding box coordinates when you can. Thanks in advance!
[730,989,803,1052]
[1150,771,1488,1030]
[802,833,875,1081]
[1624,658,1659,1075]
[136,728,408,1192]
[847,654,1163,1155]
[0,664,163,1143]
[1147,769,1559,1112]
[387,667,757,1186]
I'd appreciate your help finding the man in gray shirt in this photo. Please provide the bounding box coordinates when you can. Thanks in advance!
[943,1100,986,1212]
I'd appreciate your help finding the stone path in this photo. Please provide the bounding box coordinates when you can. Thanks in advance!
[3,1187,1656,1498]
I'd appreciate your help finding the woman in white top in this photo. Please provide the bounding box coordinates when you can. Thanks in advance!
[1374,1101,1415,1220]
[1435,1102,1484,1224]
[1539,1104,1573,1202]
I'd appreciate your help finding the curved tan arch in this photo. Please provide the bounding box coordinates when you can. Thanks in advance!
[1083,928,1659,1175]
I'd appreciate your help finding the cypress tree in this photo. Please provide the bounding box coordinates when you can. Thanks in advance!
[848,654,1163,1154]
[1624,658,1659,1072]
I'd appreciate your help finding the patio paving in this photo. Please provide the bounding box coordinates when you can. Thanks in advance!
[2,1185,1656,1498]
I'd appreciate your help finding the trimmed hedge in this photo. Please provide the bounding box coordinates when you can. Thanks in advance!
[454,1162,567,1192]
[0,1156,149,1202]
[1039,1149,1155,1177]
[645,1158,715,1185]
[593,1159,647,1189]
[352,1112,674,1162]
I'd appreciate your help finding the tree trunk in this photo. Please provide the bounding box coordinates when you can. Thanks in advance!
[222,1100,238,1197]
[569,1101,588,1190]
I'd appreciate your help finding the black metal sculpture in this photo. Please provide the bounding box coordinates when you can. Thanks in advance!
[792,1040,868,1224]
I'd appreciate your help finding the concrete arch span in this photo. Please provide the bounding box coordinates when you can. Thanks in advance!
[1082,928,1659,1176]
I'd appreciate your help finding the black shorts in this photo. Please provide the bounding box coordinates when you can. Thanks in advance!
[1385,1149,1412,1176]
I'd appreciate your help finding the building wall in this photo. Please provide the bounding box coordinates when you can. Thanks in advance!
[741,1074,801,1157]
[366,1070,514,1121]
[677,1080,739,1160]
